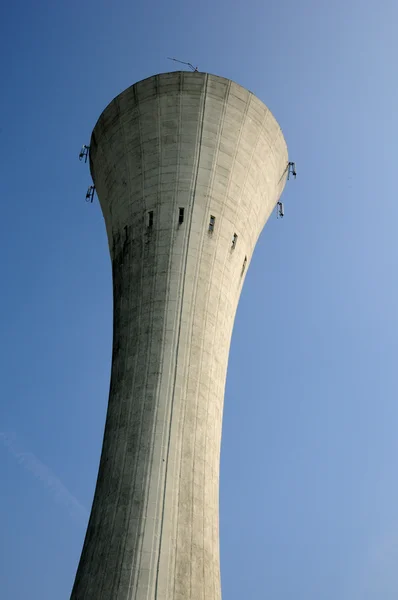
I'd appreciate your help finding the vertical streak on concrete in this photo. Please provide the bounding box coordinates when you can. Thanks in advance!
[71,71,288,600]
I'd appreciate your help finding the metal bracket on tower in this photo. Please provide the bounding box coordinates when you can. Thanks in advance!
[277,161,296,218]
[287,161,297,180]
[85,185,95,203]
[167,57,198,72]
[79,145,90,163]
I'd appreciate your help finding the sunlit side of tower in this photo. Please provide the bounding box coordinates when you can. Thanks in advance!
[71,71,288,600]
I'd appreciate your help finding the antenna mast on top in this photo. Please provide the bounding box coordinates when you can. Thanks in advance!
[167,57,198,72]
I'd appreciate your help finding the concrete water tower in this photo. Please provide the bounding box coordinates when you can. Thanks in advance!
[71,71,288,599]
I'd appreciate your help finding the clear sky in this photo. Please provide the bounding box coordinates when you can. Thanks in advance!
[1,0,398,598]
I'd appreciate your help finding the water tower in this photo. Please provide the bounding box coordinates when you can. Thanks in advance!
[71,71,288,599]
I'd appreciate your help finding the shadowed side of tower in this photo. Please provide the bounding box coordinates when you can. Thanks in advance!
[71,71,288,600]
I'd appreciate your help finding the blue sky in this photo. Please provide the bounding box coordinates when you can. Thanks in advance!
[1,0,398,598]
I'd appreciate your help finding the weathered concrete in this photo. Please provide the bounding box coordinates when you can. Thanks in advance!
[71,71,288,600]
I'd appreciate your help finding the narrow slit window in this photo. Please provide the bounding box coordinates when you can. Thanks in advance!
[209,215,216,233]
[179,207,185,225]
[231,233,238,249]
[241,256,247,276]
[147,211,154,228]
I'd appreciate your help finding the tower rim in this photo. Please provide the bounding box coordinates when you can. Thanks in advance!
[89,71,288,161]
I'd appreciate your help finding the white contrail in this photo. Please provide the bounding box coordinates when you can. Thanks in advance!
[0,431,89,524]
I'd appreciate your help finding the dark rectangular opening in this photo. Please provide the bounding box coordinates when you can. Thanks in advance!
[241,256,247,276]
[209,215,216,233]
[147,211,154,228]
[232,233,238,249]
[179,207,184,225]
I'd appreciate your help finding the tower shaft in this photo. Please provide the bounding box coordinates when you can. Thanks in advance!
[71,72,288,599]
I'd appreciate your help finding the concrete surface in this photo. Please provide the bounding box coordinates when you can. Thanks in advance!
[70,71,288,600]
